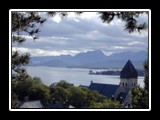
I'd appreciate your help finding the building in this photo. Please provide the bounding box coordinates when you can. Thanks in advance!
[89,59,138,107]
[19,100,43,108]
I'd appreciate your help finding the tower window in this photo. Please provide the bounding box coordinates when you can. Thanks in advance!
[126,83,127,87]
[123,83,124,87]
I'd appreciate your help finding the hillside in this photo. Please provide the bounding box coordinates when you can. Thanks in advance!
[29,50,147,69]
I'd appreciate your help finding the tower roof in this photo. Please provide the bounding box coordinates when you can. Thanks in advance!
[120,60,138,79]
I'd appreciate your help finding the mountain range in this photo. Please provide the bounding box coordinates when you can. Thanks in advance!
[29,50,147,69]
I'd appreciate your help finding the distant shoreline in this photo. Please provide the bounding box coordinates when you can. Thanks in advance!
[89,70,144,77]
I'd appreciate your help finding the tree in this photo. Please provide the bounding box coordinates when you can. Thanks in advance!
[90,99,120,108]
[56,80,74,89]
[33,77,43,84]
[99,12,148,33]
[131,56,149,108]
[11,91,19,108]
[12,76,50,106]
[49,80,121,108]
[131,87,144,108]
[13,77,35,100]
[12,12,47,79]
[11,12,46,100]
[12,51,30,82]
[29,83,51,105]
[142,56,149,108]
[50,85,70,103]
[144,57,149,93]
[68,86,87,108]
[12,12,46,82]
[12,12,46,42]
[11,12,47,108]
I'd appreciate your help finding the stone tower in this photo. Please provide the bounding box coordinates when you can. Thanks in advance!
[120,59,138,91]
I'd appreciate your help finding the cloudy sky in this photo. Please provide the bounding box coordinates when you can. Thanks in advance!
[12,12,148,57]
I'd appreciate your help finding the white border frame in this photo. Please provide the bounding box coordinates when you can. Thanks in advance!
[9,9,151,111]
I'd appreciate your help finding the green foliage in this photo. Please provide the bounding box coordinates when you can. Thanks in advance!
[13,77,35,100]
[132,87,146,109]
[50,81,88,108]
[11,91,19,108]
[12,47,30,84]
[90,99,120,108]
[56,80,74,89]
[50,81,120,108]
[33,77,43,84]
[83,88,106,106]
[12,12,46,42]
[68,86,87,108]
[12,77,50,107]
[12,51,30,71]
[11,12,47,108]
[144,58,149,92]
[50,86,70,103]
[29,83,50,104]
[12,77,120,108]
[11,12,46,83]
[99,12,148,33]
[86,90,120,108]
[131,56,149,108]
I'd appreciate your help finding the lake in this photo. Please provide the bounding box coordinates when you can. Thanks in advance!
[26,66,144,87]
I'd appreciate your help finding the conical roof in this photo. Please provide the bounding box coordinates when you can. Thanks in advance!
[120,60,138,79]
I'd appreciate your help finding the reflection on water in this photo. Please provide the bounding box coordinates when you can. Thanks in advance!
[26,66,144,87]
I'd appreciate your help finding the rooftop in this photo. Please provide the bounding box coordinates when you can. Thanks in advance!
[89,83,119,98]
[19,100,43,108]
[120,59,138,79]
[117,91,129,102]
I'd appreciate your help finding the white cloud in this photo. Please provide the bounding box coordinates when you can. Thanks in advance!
[110,19,123,26]
[12,47,81,56]
[50,12,98,23]
[112,46,128,50]
[12,12,148,57]
[128,41,144,45]
[78,12,99,20]
[51,14,62,23]
[74,18,79,22]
